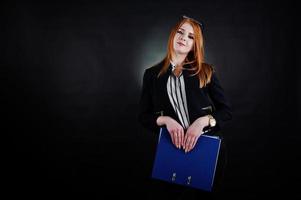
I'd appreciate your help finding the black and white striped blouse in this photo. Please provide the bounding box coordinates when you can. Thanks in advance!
[167,61,190,130]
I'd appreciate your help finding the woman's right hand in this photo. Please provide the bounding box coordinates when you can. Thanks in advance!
[156,116,184,149]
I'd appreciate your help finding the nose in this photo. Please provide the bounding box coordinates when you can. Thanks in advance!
[179,34,187,42]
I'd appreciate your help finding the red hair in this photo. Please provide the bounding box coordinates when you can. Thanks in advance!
[158,17,213,88]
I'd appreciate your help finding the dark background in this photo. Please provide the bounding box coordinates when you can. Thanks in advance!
[2,0,299,198]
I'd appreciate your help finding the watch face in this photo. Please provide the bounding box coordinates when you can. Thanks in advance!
[210,119,216,127]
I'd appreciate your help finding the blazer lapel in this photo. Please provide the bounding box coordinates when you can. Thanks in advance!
[156,65,177,119]
[183,69,199,124]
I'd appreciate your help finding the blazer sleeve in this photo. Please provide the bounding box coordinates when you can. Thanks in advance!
[208,72,232,131]
[138,68,160,133]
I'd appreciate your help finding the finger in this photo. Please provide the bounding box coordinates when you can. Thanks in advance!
[179,129,184,148]
[170,131,175,146]
[191,136,199,151]
[183,134,187,150]
[187,137,193,152]
[172,131,177,148]
[177,129,182,148]
[186,137,192,152]
[174,131,179,148]
[188,137,197,152]
[184,136,191,152]
[183,132,189,145]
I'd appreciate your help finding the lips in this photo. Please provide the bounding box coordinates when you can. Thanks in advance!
[177,42,185,46]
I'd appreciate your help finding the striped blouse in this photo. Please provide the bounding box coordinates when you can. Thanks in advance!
[167,62,190,130]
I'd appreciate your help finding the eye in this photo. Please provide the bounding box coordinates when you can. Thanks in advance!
[188,35,194,40]
[177,30,183,34]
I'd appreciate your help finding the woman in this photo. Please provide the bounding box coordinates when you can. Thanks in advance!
[138,15,232,199]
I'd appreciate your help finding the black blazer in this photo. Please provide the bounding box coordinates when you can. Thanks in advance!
[138,61,232,136]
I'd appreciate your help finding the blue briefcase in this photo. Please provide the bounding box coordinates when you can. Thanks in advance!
[151,127,221,192]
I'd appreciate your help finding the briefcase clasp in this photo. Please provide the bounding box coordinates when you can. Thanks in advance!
[171,172,176,182]
[187,176,192,185]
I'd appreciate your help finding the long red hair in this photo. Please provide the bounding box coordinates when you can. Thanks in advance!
[158,17,213,88]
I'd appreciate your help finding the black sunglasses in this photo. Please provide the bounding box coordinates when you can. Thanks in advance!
[182,15,204,30]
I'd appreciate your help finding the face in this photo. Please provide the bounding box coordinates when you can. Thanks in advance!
[173,22,195,55]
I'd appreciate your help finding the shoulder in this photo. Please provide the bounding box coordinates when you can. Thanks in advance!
[207,65,223,87]
[200,63,219,87]
[144,60,164,76]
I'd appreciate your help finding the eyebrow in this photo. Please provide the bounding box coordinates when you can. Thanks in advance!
[179,27,194,35]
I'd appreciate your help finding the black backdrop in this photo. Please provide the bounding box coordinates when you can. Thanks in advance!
[2,0,299,198]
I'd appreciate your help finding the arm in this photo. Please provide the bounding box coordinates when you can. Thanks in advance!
[138,69,159,133]
[184,72,232,152]
[208,72,232,130]
[157,116,185,149]
[138,69,185,148]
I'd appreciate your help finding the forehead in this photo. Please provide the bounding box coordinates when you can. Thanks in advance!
[179,22,194,34]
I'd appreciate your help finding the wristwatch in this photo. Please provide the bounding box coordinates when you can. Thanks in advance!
[208,115,216,127]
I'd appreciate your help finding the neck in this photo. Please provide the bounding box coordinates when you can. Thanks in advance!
[171,53,187,66]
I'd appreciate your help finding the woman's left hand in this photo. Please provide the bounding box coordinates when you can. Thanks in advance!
[183,116,209,153]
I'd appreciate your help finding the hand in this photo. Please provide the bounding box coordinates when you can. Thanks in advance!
[157,116,184,149]
[183,116,209,153]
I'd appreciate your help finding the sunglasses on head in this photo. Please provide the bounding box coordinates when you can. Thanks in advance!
[182,15,204,30]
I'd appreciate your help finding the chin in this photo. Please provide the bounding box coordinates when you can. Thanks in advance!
[175,49,189,55]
